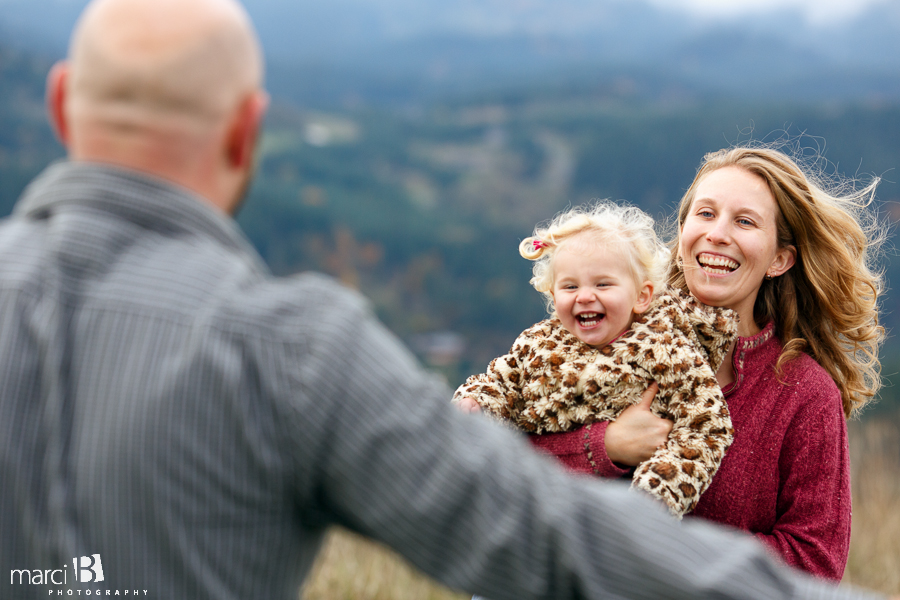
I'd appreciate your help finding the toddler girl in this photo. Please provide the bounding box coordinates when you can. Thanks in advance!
[454,202,736,517]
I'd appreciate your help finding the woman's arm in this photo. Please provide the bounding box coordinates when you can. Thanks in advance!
[528,383,672,477]
[528,421,629,477]
[753,392,852,581]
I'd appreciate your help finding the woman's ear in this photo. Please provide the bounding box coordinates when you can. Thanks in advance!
[768,245,797,278]
[633,281,655,315]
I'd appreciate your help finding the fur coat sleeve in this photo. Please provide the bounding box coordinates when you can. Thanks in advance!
[451,320,548,426]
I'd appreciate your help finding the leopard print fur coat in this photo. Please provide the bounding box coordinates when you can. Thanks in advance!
[454,286,737,518]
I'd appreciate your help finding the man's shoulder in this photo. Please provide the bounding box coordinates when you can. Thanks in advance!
[218,272,370,340]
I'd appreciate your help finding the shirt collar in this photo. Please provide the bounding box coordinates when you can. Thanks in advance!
[15,160,264,266]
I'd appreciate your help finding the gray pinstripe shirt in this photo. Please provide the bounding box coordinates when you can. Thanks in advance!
[0,162,883,600]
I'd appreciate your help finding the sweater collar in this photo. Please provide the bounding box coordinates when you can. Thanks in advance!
[723,321,778,396]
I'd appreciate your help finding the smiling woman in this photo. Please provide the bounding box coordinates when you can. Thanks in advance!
[669,146,884,411]
[663,146,884,578]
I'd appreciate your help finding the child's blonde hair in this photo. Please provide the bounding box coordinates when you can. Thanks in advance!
[520,201,668,315]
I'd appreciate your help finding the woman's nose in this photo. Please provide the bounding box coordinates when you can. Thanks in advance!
[706,219,731,244]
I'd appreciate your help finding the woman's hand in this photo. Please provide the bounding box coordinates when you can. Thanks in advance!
[604,383,673,466]
[455,397,482,414]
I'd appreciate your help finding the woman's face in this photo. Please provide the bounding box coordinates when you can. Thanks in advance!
[678,166,795,335]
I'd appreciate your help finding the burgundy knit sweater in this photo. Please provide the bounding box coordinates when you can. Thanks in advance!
[529,322,851,581]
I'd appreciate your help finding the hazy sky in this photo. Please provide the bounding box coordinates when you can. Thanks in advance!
[650,0,889,24]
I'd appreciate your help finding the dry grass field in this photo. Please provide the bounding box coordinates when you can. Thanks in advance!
[300,530,469,600]
[845,412,900,595]
[301,412,900,600]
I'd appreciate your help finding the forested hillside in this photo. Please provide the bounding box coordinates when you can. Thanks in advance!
[0,47,60,214]
[2,43,898,411]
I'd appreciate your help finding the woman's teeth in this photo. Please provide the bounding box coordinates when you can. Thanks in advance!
[698,254,739,274]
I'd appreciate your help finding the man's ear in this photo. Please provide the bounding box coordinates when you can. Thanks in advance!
[46,62,70,147]
[225,90,269,169]
[633,281,654,315]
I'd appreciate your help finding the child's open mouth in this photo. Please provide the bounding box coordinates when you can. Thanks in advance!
[697,252,739,275]
[577,312,604,327]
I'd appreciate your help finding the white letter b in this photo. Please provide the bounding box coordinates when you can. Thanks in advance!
[75,555,104,583]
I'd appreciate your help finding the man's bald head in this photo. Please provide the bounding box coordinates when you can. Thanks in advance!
[49,0,269,213]
[68,0,263,132]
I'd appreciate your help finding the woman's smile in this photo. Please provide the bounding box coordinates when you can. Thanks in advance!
[696,252,739,275]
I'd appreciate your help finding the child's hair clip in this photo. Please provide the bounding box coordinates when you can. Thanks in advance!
[533,239,550,250]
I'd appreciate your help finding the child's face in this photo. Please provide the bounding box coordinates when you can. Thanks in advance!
[551,239,653,348]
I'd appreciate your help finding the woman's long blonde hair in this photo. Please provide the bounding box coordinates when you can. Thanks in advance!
[668,146,885,417]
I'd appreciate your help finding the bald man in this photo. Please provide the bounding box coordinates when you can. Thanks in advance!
[0,1,890,599]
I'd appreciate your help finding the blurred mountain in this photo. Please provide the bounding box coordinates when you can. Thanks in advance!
[2,0,899,107]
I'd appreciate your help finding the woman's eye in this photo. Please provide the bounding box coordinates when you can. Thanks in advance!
[737,218,754,226]
[698,210,714,218]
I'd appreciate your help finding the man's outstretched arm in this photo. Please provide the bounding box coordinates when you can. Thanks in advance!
[270,276,885,600]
